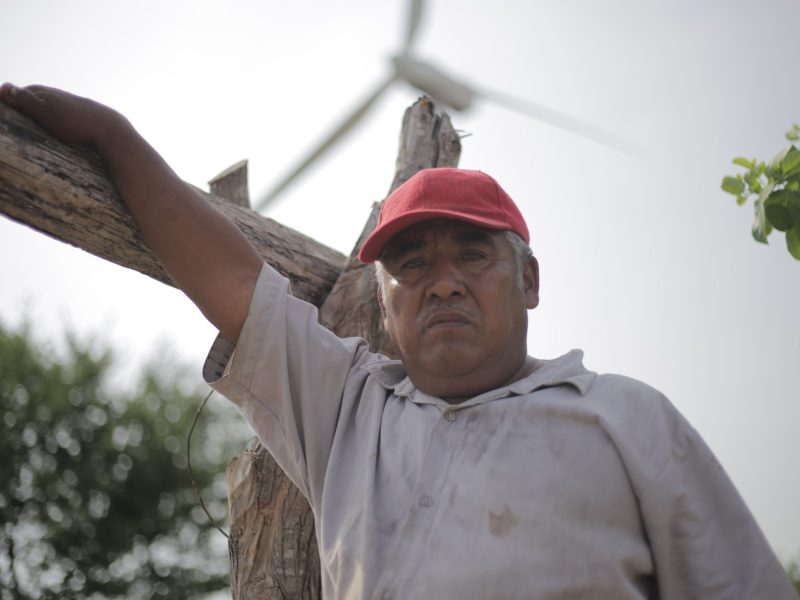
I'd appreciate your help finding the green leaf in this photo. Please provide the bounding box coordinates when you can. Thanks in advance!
[764,189,800,231]
[782,147,800,177]
[722,176,745,195]
[786,225,800,260]
[788,130,800,142]
[732,157,753,169]
[745,173,762,193]
[769,146,791,174]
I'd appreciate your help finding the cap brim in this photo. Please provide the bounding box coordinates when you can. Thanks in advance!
[358,208,515,263]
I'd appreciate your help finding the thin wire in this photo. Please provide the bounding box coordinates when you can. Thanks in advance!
[187,388,229,539]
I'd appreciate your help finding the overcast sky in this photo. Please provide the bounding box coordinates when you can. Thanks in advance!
[2,0,799,560]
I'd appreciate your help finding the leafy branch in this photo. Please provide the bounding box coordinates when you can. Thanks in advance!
[721,124,800,260]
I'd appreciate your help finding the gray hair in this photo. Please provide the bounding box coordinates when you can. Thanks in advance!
[374,229,533,294]
[504,230,534,271]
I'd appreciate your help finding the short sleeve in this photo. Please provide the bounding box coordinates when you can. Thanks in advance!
[203,262,368,506]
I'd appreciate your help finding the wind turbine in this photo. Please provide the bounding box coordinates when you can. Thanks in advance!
[254,0,638,212]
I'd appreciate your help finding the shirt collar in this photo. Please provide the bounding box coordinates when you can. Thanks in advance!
[363,349,596,405]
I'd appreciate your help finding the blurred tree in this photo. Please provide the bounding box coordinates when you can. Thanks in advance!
[787,559,800,593]
[722,124,800,260]
[0,322,250,599]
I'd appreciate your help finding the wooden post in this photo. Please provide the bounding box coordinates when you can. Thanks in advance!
[209,160,250,209]
[318,97,462,351]
[225,97,461,599]
[0,105,343,304]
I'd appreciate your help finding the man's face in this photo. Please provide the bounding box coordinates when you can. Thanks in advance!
[378,219,539,401]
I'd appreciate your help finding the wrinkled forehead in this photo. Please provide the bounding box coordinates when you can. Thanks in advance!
[380,219,504,261]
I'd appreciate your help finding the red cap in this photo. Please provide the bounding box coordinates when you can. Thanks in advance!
[358,168,530,263]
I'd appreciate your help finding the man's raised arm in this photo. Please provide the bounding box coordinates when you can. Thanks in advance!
[0,83,263,343]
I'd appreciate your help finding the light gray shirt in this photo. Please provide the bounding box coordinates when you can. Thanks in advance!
[204,263,795,599]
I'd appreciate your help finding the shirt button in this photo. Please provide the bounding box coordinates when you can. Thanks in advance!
[381,590,394,600]
[419,495,434,508]
[443,409,456,422]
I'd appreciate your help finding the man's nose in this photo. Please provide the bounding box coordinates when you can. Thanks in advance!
[425,258,466,299]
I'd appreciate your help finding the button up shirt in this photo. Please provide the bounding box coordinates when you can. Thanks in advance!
[204,263,795,599]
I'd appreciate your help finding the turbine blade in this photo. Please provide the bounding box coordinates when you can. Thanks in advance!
[255,75,396,212]
[404,0,425,52]
[477,86,643,157]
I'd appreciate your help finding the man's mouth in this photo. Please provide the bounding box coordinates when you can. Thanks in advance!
[423,310,471,331]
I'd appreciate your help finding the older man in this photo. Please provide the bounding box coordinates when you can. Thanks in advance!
[2,83,795,599]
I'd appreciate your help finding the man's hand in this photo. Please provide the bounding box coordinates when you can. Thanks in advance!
[0,83,125,149]
[1,82,262,343]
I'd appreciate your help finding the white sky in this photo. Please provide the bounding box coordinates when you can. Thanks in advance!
[1,0,799,561]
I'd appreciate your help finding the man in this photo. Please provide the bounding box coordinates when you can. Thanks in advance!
[2,83,796,599]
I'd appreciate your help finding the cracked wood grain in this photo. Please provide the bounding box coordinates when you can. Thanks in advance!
[0,102,345,307]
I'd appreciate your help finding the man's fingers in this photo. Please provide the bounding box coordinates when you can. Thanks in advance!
[0,83,33,106]
[0,82,19,104]
[0,83,47,118]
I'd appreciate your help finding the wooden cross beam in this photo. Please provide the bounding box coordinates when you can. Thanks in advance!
[0,96,461,599]
[0,104,344,305]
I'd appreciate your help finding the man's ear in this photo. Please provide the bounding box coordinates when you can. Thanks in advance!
[523,256,540,309]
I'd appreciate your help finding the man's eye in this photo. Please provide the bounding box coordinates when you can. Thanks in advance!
[401,258,425,270]
[462,250,487,261]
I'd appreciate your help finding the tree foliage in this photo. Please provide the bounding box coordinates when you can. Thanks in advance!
[787,559,800,594]
[722,124,800,260]
[0,322,250,599]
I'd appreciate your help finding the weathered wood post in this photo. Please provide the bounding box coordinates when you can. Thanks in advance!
[0,96,461,599]
[209,159,250,209]
[0,104,344,299]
